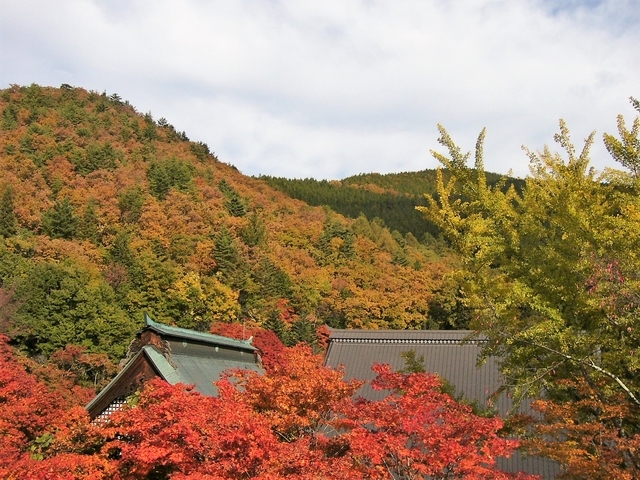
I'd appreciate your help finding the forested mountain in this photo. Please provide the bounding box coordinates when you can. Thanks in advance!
[259,170,524,241]
[0,84,463,369]
[2,83,640,479]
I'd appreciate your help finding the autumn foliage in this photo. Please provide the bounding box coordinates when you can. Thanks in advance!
[526,378,640,480]
[417,97,640,479]
[0,334,111,478]
[336,364,526,479]
[0,335,533,479]
[6,84,639,478]
[0,83,456,371]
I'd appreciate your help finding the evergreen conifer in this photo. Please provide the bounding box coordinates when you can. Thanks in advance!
[213,226,246,288]
[42,197,78,240]
[290,315,317,347]
[225,192,247,217]
[0,186,17,237]
[263,311,290,345]
[240,210,266,247]
[77,200,100,243]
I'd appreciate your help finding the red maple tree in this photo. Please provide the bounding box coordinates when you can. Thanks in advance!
[0,334,535,479]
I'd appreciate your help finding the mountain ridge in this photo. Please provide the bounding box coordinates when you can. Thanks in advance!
[0,84,464,367]
[258,169,524,240]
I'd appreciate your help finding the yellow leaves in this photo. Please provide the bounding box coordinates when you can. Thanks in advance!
[420,121,640,456]
[162,190,205,236]
[172,271,204,301]
[170,271,240,324]
[137,199,168,247]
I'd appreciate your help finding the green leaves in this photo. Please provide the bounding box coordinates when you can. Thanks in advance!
[0,186,17,238]
[419,118,640,432]
[147,157,194,200]
[42,197,78,240]
[72,142,121,176]
[218,179,247,217]
[12,260,137,359]
[603,97,640,177]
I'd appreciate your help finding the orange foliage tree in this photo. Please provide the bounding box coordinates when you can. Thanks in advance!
[526,378,640,480]
[0,334,64,475]
[0,334,111,478]
[335,364,532,479]
[229,344,362,442]
[0,334,536,479]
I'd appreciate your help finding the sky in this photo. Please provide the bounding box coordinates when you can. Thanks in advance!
[1,0,638,180]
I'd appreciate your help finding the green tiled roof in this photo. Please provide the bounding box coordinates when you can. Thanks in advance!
[142,345,261,396]
[86,316,263,418]
[144,313,256,351]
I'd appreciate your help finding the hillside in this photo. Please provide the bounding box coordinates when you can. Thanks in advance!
[259,170,524,241]
[0,84,465,367]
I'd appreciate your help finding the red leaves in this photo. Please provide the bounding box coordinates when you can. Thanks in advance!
[228,344,362,441]
[93,378,279,479]
[0,336,530,479]
[0,335,66,476]
[335,364,528,479]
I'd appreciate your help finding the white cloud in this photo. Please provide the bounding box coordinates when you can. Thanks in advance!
[0,0,638,179]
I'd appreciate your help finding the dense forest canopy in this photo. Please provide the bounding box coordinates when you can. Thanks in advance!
[0,83,463,365]
[1,82,639,479]
[258,169,524,242]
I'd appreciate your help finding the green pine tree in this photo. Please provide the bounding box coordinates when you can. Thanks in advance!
[148,158,194,200]
[290,315,317,347]
[225,192,247,217]
[0,186,18,237]
[240,210,266,247]
[252,257,293,299]
[213,226,246,288]
[117,186,146,224]
[109,231,138,269]
[77,200,100,243]
[147,161,172,200]
[392,248,410,267]
[1,103,18,131]
[339,231,356,259]
[218,179,247,217]
[263,311,290,345]
[42,197,78,239]
[218,179,233,196]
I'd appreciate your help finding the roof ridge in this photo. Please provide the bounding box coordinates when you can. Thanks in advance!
[326,328,485,341]
[330,338,486,344]
[143,313,256,350]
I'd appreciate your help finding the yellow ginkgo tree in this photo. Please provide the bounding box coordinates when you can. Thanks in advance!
[418,98,640,476]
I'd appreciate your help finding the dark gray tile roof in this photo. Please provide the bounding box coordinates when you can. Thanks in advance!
[325,329,502,409]
[324,329,560,479]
